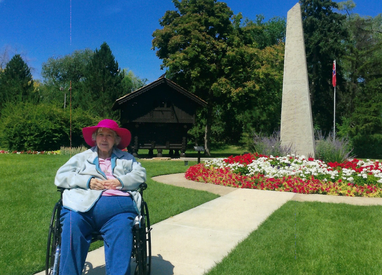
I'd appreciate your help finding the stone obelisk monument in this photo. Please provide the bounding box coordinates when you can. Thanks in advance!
[280,2,315,158]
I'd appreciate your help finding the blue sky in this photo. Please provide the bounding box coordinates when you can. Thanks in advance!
[0,0,381,83]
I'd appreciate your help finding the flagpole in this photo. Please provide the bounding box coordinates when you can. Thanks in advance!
[333,60,336,142]
[333,85,336,141]
[70,80,72,157]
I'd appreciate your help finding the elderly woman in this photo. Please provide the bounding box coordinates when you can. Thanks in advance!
[55,119,146,275]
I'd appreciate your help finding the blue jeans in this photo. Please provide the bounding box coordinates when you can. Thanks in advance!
[60,196,137,275]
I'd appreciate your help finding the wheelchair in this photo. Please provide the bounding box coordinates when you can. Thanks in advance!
[46,183,151,275]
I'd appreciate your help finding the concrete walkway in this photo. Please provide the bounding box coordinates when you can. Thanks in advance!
[36,173,382,275]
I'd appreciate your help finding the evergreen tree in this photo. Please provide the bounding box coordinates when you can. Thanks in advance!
[301,0,348,133]
[81,42,124,118]
[341,14,382,117]
[0,54,34,111]
[337,11,382,158]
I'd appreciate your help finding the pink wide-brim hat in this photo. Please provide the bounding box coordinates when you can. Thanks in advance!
[82,119,131,149]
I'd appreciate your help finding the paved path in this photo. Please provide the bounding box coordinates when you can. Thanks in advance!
[36,173,382,275]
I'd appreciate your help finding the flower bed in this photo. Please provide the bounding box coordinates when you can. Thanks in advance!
[185,153,382,197]
[0,150,59,155]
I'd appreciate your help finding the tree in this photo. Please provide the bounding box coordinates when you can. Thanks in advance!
[337,8,382,158]
[244,15,286,49]
[0,46,12,71]
[301,0,348,134]
[153,1,286,151]
[153,0,236,154]
[341,13,382,117]
[41,49,94,106]
[230,43,285,137]
[81,42,124,118]
[201,18,285,145]
[121,69,147,93]
[0,54,34,111]
[223,15,285,139]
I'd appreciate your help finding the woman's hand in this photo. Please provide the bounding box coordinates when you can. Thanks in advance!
[90,178,105,190]
[90,178,121,190]
[103,179,122,190]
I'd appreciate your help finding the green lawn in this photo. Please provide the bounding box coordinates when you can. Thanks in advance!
[206,201,382,275]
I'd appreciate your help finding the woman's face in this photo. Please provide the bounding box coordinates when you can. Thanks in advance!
[95,128,116,157]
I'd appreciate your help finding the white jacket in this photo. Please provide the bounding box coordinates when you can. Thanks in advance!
[55,147,146,213]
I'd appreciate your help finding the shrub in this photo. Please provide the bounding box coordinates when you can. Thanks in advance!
[0,102,100,151]
[314,131,354,163]
[337,115,382,159]
[351,134,382,159]
[251,131,294,156]
[244,130,354,162]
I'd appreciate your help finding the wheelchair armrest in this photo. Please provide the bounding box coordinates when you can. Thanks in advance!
[56,183,147,194]
[139,183,147,191]
[138,182,147,197]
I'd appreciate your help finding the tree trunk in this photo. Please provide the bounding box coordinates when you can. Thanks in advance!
[204,106,212,156]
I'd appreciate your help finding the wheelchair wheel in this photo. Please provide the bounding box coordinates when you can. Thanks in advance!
[46,201,62,275]
[133,200,152,275]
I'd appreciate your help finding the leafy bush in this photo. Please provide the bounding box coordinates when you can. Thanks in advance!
[0,102,100,151]
[337,111,382,159]
[351,134,382,159]
[314,131,354,163]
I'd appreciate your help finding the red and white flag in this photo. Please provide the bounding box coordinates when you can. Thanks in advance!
[332,60,337,87]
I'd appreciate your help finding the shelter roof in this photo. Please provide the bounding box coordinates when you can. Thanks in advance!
[112,77,207,110]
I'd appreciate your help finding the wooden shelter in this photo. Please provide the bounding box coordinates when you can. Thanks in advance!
[112,77,207,157]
